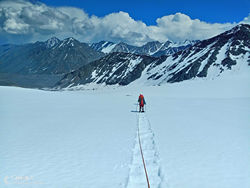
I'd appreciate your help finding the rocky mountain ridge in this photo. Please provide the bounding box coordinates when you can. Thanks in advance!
[56,24,250,88]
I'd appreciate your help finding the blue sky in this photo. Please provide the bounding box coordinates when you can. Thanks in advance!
[39,0,250,25]
[0,0,249,45]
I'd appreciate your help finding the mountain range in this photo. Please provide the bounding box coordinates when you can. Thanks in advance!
[90,40,198,57]
[0,37,104,88]
[56,24,250,88]
[0,37,104,75]
[0,24,249,89]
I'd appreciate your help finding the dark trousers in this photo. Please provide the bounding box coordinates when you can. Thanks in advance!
[139,105,144,112]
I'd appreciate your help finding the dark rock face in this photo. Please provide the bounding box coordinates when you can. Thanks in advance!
[55,52,167,88]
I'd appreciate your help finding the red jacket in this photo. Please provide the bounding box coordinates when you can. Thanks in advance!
[138,94,146,106]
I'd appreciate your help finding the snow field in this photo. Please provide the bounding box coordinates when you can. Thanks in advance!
[0,87,135,188]
[0,74,249,188]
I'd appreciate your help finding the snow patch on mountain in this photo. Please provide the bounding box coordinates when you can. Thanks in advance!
[102,43,117,53]
[45,37,60,48]
[206,43,228,78]
[126,57,142,73]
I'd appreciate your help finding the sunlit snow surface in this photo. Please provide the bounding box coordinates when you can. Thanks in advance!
[0,75,250,188]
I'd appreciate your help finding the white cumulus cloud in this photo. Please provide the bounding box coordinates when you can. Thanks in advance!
[0,0,248,45]
[148,13,235,42]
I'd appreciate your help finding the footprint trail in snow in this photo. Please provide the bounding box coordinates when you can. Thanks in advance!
[126,113,166,188]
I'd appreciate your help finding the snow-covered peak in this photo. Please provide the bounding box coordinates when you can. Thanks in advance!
[225,24,250,36]
[141,41,163,49]
[65,37,77,46]
[143,41,162,46]
[45,37,80,49]
[139,41,164,55]
[59,37,79,48]
[45,37,60,48]
[167,40,199,48]
[181,39,199,46]
[65,37,74,43]
[90,41,117,53]
[102,43,117,53]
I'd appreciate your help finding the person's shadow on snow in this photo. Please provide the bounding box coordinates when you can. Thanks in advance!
[131,110,139,113]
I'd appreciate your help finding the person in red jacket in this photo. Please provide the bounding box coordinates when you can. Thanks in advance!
[138,94,146,112]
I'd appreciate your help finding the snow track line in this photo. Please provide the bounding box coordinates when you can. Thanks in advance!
[126,112,164,188]
[138,115,151,188]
